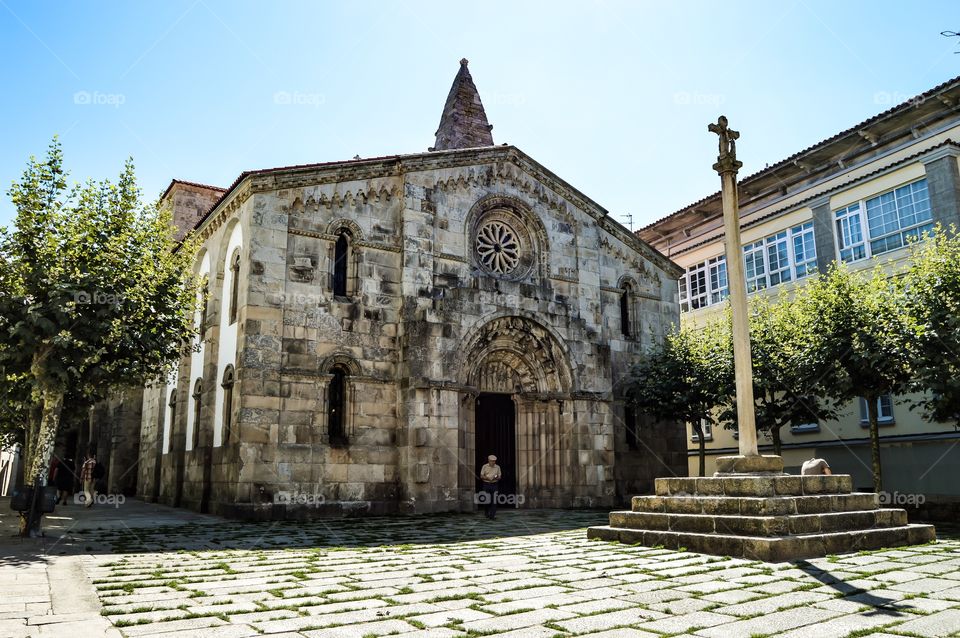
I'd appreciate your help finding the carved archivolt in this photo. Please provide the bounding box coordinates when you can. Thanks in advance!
[325,218,365,240]
[318,353,362,376]
[461,315,572,395]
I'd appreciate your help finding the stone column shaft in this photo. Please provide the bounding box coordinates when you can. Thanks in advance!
[719,169,758,457]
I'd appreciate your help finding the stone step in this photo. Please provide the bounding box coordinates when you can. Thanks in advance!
[632,492,878,516]
[654,475,853,498]
[586,523,936,562]
[608,508,907,537]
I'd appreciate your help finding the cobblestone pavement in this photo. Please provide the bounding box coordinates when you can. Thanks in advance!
[3,501,960,638]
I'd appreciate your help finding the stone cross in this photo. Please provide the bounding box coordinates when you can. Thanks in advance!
[708,115,758,461]
[708,116,739,164]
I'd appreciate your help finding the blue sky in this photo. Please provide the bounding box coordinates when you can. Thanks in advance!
[0,1,957,231]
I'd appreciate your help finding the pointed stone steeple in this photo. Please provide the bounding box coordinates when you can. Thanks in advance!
[431,59,494,151]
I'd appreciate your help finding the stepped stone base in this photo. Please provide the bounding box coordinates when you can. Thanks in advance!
[588,471,936,562]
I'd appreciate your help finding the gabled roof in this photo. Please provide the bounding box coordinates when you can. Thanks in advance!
[184,145,683,278]
[160,179,226,202]
[430,59,494,151]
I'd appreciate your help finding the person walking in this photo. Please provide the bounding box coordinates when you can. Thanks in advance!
[79,452,97,508]
[54,456,74,505]
[479,454,501,519]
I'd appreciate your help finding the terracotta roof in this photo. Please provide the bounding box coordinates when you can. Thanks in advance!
[639,73,960,233]
[664,138,959,259]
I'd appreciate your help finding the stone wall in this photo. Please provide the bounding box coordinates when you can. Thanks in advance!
[139,147,686,518]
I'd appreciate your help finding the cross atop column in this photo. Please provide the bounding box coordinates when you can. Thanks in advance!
[708,116,743,174]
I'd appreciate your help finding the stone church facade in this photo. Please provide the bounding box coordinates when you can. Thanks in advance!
[136,60,686,518]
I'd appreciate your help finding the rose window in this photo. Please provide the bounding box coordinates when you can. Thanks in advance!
[476,220,521,274]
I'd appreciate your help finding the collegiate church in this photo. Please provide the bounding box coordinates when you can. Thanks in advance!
[134,59,686,518]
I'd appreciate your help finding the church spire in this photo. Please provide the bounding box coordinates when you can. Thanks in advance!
[431,59,494,151]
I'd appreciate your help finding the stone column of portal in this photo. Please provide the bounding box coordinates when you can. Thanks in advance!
[708,116,782,474]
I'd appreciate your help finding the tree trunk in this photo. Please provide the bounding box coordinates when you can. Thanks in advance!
[22,387,64,537]
[771,425,782,456]
[866,394,884,495]
[693,422,706,477]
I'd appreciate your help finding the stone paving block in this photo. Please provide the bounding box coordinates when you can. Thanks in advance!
[700,589,763,605]
[406,607,492,626]
[472,627,555,638]
[481,585,572,602]
[929,585,960,601]
[744,579,807,594]
[0,619,33,638]
[555,597,634,615]
[576,630,658,638]
[890,576,960,593]
[712,590,833,617]
[553,607,665,634]
[702,608,848,637]
[635,610,737,635]
[675,580,742,595]
[119,616,229,636]
[302,618,416,637]
[227,609,299,624]
[460,608,577,633]
[888,608,960,637]
[127,626,260,638]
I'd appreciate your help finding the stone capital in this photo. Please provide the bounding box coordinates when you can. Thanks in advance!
[712,158,743,176]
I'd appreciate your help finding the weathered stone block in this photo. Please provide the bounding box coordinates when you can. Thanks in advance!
[715,454,784,474]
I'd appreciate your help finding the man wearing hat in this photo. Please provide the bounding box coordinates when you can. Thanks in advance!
[479,454,502,519]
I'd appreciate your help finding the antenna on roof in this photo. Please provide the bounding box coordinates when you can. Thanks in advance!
[621,213,634,232]
[942,30,960,52]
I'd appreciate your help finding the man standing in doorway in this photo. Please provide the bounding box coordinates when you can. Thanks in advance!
[480,454,501,519]
[79,451,97,508]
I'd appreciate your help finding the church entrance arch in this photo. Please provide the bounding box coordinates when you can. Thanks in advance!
[458,315,573,509]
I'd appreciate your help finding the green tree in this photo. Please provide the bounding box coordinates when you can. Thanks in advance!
[902,226,960,426]
[0,139,199,534]
[797,264,916,493]
[624,322,733,477]
[716,295,839,455]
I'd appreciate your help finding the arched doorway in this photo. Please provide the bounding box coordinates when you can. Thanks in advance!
[474,393,517,499]
[459,315,573,509]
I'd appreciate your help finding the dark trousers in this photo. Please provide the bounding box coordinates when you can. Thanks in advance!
[482,482,498,518]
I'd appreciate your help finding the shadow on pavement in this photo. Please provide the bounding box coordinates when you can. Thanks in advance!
[0,496,610,559]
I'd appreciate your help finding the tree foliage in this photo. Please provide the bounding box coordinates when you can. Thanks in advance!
[0,138,199,527]
[717,295,840,455]
[902,227,960,427]
[792,264,916,492]
[623,322,732,476]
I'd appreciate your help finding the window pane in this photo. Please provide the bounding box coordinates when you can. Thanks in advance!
[708,256,728,304]
[864,179,932,253]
